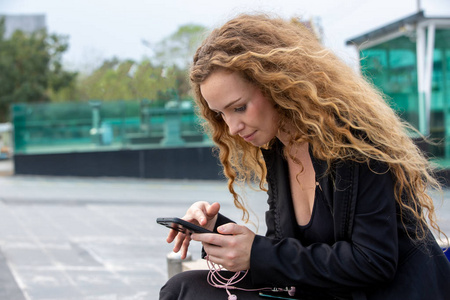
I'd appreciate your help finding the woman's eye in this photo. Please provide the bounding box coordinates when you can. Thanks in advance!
[234,105,247,112]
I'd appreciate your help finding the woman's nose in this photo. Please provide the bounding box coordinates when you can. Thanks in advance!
[225,115,244,136]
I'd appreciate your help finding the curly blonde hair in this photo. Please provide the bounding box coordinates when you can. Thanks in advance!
[190,14,445,242]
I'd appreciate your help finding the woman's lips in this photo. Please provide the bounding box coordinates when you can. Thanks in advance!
[242,131,256,142]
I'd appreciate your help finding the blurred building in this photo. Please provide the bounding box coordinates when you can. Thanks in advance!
[11,101,223,180]
[0,14,46,38]
[346,10,450,172]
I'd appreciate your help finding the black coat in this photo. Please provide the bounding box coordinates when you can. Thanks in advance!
[235,140,450,299]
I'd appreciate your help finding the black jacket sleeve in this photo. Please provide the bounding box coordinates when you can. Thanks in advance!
[249,161,398,289]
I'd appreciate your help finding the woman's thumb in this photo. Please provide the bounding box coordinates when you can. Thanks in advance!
[207,202,220,216]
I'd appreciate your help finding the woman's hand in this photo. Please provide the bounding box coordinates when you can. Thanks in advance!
[192,223,256,272]
[166,201,220,259]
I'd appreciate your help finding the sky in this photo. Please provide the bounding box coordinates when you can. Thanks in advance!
[1,0,450,73]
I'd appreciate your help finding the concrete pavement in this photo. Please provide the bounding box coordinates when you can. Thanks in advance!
[0,160,448,300]
[0,163,268,300]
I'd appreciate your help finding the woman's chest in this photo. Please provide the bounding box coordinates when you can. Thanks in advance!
[287,156,317,226]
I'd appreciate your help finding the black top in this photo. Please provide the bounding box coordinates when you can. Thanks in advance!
[244,139,450,299]
[213,139,450,299]
[297,185,334,246]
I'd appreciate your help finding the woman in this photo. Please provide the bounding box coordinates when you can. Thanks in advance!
[159,14,450,300]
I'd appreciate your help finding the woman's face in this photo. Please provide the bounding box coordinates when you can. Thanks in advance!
[200,70,280,147]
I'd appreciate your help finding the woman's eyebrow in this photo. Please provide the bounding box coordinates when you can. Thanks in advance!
[209,98,242,113]
[223,98,242,110]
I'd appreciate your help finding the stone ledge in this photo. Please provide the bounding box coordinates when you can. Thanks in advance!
[182,258,209,271]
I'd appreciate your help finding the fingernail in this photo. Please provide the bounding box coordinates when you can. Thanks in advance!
[217,225,226,233]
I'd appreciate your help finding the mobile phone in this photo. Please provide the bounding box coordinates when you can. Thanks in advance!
[156,217,213,234]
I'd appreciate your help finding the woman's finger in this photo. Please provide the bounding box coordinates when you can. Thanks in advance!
[166,228,178,243]
[180,234,191,259]
[206,202,220,219]
[190,204,211,225]
[172,232,186,253]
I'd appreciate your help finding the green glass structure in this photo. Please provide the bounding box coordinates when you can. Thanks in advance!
[11,100,212,155]
[347,11,450,167]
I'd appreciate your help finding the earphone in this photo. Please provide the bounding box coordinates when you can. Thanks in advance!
[205,255,296,299]
[288,286,296,296]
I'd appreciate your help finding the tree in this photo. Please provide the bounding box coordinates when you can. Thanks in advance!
[151,24,207,69]
[0,18,77,122]
[55,23,207,105]
[77,58,177,103]
[149,24,207,100]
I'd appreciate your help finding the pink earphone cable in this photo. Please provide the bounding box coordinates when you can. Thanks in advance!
[205,255,295,299]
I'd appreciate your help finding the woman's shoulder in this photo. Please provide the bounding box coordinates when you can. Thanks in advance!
[332,157,390,176]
